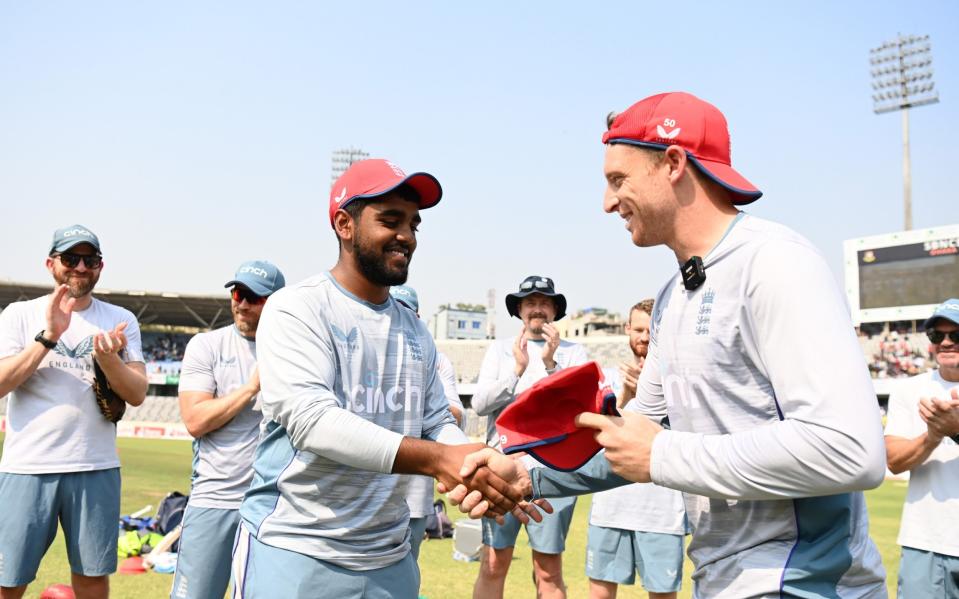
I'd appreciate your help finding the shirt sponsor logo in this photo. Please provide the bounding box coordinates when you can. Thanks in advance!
[406,334,423,362]
[217,356,238,367]
[348,370,422,414]
[331,324,359,357]
[54,336,94,359]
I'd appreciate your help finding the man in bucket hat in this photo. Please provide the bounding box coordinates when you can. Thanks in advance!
[234,160,546,599]
[171,259,285,599]
[885,298,959,597]
[471,275,587,599]
[446,92,887,597]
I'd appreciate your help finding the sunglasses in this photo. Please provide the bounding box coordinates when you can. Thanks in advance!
[231,287,267,305]
[56,253,102,269]
[926,329,959,345]
[520,278,553,291]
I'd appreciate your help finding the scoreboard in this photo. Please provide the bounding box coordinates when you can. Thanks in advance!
[844,224,959,324]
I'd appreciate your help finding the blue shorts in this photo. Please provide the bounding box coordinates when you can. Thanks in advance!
[482,496,577,555]
[171,505,241,599]
[898,546,959,599]
[232,524,419,599]
[585,525,683,592]
[0,469,121,586]
[408,516,428,561]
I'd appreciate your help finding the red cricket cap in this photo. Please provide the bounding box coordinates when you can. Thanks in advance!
[603,92,762,204]
[495,362,618,471]
[328,159,443,226]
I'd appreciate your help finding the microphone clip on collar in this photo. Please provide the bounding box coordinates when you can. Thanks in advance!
[681,256,706,291]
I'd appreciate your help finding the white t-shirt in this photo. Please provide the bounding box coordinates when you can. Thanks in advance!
[589,368,686,534]
[178,325,261,510]
[406,351,465,518]
[0,295,143,473]
[472,336,589,449]
[884,370,959,557]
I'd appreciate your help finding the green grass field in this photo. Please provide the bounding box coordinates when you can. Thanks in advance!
[1,435,907,598]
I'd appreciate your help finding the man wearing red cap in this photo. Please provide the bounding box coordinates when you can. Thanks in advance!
[233,159,544,598]
[447,92,888,597]
[471,275,588,599]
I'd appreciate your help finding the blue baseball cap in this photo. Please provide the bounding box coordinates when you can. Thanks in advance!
[390,285,419,314]
[224,260,285,297]
[924,298,959,329]
[50,224,101,254]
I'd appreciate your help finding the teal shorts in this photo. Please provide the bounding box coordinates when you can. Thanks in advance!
[232,523,419,599]
[0,469,121,586]
[585,524,683,592]
[898,546,959,599]
[481,496,577,555]
[171,505,241,599]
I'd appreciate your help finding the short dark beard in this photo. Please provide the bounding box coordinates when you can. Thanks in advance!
[54,270,97,299]
[355,230,410,286]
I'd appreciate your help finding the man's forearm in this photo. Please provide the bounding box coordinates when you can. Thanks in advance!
[0,344,50,396]
[96,355,148,406]
[181,385,258,438]
[885,434,940,475]
[532,453,632,499]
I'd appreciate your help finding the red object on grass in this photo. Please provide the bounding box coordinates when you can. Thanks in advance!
[119,555,147,574]
[40,584,75,599]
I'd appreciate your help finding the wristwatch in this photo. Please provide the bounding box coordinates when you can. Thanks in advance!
[34,330,57,350]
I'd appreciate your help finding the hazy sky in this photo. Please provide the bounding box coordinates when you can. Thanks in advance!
[2,1,957,336]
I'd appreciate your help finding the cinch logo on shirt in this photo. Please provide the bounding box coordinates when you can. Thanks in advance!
[348,370,423,414]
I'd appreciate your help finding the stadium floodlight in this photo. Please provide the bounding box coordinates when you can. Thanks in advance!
[869,33,939,231]
[331,147,370,188]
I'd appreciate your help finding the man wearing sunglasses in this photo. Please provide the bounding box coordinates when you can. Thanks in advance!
[885,298,959,598]
[171,260,284,599]
[471,275,588,599]
[0,225,147,599]
[233,159,545,598]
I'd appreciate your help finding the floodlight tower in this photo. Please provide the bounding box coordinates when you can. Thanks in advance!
[869,34,939,231]
[331,147,370,188]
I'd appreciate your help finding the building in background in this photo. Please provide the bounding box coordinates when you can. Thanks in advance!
[555,307,624,338]
[429,303,488,340]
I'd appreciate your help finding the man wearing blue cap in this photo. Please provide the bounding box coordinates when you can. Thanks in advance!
[885,299,959,598]
[171,260,285,599]
[389,284,465,564]
[0,225,147,599]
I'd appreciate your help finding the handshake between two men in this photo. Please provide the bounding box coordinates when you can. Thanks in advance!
[431,361,664,522]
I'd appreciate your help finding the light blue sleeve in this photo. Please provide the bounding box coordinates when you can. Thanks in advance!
[257,293,404,474]
[532,452,632,498]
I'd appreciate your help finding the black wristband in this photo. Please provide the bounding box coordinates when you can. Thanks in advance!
[951,434,959,445]
[34,330,57,350]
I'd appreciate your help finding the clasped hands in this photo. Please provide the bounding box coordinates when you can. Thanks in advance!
[440,411,664,520]
[919,388,959,441]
